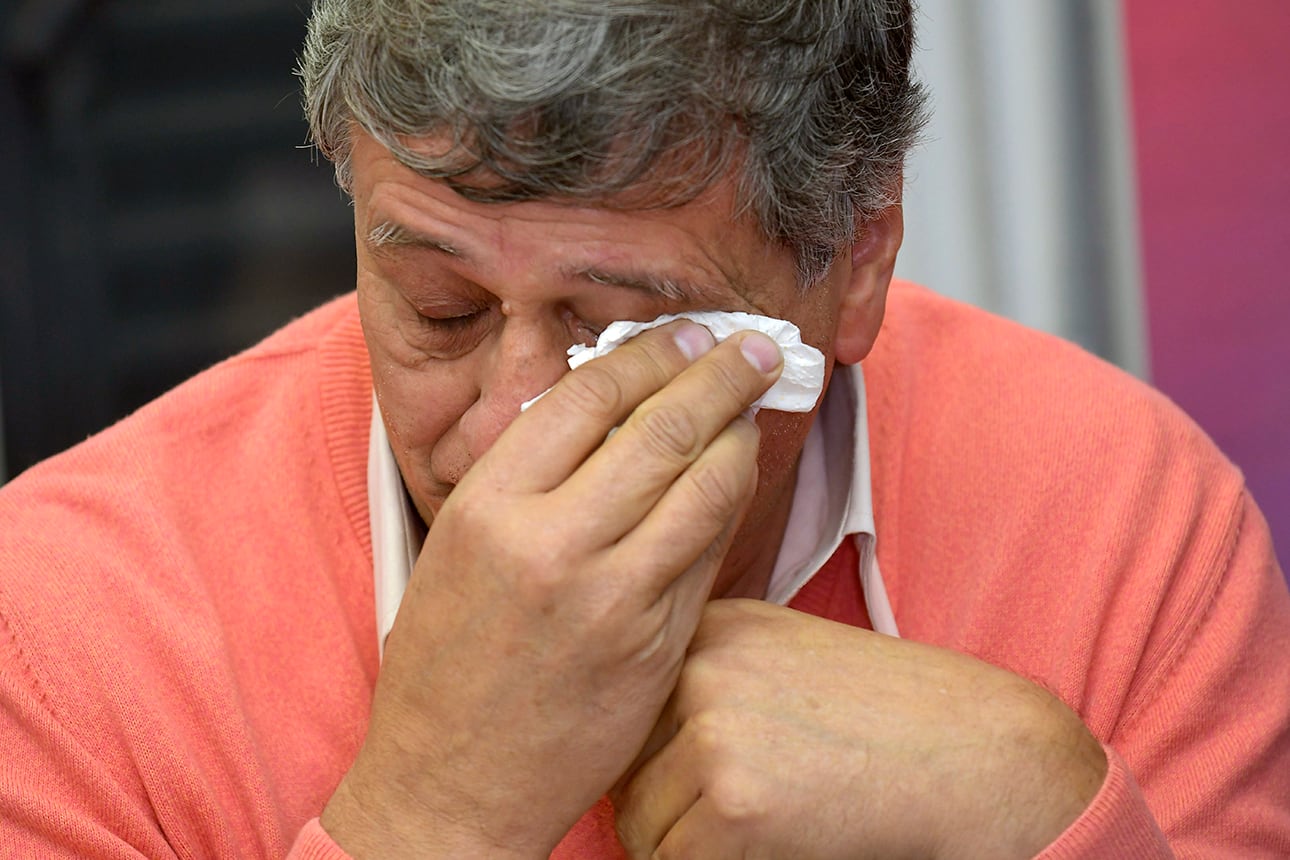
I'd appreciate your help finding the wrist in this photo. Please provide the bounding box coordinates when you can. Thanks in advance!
[934,682,1107,859]
[320,769,544,860]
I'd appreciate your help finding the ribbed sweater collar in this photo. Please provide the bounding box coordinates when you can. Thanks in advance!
[317,298,375,565]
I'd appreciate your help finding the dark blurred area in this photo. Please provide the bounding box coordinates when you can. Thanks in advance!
[0,0,355,481]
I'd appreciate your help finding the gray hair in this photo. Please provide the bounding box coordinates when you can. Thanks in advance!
[300,0,927,284]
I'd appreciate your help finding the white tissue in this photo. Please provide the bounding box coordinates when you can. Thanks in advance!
[521,311,825,413]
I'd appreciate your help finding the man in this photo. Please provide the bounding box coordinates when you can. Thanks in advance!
[1,1,1287,857]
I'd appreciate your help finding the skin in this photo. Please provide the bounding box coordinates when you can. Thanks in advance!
[321,131,1107,858]
[351,134,865,601]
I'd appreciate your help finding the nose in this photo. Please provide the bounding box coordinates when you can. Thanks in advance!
[457,316,575,461]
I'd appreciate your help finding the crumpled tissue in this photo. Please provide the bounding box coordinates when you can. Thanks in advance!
[522,311,825,413]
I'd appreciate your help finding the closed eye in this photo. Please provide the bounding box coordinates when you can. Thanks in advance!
[421,308,488,329]
[407,301,495,358]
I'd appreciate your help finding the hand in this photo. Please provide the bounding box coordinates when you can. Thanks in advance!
[322,323,784,858]
[614,599,1107,860]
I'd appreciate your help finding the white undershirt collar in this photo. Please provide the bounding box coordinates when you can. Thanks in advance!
[367,364,898,657]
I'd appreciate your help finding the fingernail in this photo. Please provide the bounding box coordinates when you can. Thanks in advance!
[673,323,715,361]
[739,332,780,373]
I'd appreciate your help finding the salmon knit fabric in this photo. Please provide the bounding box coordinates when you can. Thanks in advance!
[1,281,1286,858]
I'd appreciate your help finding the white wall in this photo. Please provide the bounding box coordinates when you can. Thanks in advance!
[895,0,1148,376]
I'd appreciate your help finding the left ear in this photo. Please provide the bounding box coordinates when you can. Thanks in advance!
[833,202,904,366]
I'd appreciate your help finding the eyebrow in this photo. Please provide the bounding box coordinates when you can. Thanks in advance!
[367,219,732,304]
[366,221,468,259]
[571,266,713,303]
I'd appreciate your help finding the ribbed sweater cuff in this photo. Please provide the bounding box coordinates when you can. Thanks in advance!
[288,818,354,860]
[1034,745,1173,858]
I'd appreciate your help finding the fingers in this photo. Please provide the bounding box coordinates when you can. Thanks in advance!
[645,797,749,860]
[484,321,717,492]
[558,329,780,543]
[614,713,756,860]
[613,719,699,859]
[490,322,782,500]
[593,416,757,625]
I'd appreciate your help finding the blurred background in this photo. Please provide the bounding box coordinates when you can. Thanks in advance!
[1,0,1286,558]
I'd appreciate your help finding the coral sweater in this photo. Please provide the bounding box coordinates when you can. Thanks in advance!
[1,282,1287,858]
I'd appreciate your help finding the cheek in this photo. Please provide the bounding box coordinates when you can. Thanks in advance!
[740,410,815,540]
[748,361,836,509]
[760,275,844,366]
[754,412,813,495]
[375,359,481,521]
[375,366,473,454]
[359,281,480,464]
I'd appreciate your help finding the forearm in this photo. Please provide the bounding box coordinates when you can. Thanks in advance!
[1032,747,1172,859]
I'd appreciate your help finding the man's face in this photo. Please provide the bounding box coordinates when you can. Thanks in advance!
[351,132,858,598]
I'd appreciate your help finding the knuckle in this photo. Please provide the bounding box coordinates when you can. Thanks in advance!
[687,708,731,759]
[680,711,768,825]
[684,458,748,526]
[625,338,678,380]
[442,483,501,539]
[707,767,768,826]
[705,350,757,406]
[635,405,703,465]
[692,531,730,574]
[506,527,576,603]
[556,364,626,423]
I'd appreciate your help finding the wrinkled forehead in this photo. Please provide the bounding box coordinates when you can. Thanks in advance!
[349,130,800,312]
